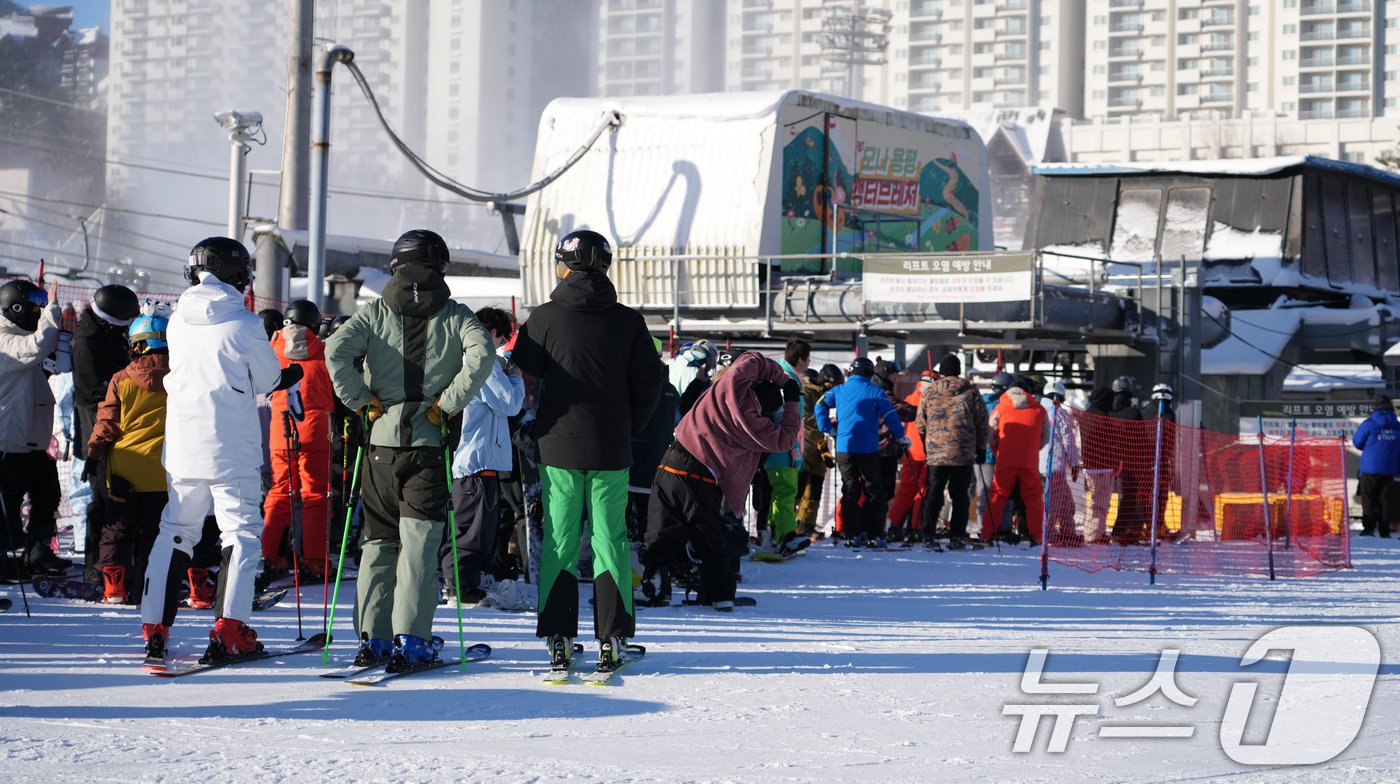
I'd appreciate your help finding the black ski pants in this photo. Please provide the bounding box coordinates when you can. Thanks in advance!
[0,449,60,555]
[1359,472,1394,537]
[644,443,742,603]
[924,464,974,539]
[836,451,888,540]
[439,473,500,592]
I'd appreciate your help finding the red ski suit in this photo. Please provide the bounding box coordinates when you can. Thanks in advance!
[261,325,332,569]
[982,388,1050,543]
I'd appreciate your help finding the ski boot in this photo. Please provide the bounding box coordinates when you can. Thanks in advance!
[547,634,574,669]
[597,636,627,672]
[187,567,216,610]
[142,622,169,664]
[386,634,444,673]
[200,618,262,664]
[354,632,393,667]
[102,566,127,605]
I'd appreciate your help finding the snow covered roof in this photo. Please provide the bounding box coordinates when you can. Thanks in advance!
[1034,155,1400,188]
[1284,364,1383,392]
[935,106,1064,165]
[1201,309,1300,375]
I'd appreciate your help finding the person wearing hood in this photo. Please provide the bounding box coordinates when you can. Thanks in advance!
[72,283,140,582]
[326,229,494,672]
[642,351,801,608]
[0,278,68,579]
[138,237,304,667]
[983,383,1050,544]
[261,300,335,582]
[509,229,666,673]
[1080,387,1118,542]
[916,355,988,548]
[1040,381,1084,545]
[1353,395,1400,538]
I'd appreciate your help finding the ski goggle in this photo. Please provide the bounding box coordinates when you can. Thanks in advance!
[25,289,48,308]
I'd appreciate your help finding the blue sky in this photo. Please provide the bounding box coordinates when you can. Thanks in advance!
[61,0,110,31]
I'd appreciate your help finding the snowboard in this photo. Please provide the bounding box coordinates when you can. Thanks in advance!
[31,575,103,602]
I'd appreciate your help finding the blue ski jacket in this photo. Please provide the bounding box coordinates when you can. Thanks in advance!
[815,374,902,455]
[1353,407,1400,475]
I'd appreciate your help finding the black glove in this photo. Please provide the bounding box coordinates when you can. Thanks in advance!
[975,449,987,465]
[782,377,800,403]
[822,454,836,469]
[273,363,304,392]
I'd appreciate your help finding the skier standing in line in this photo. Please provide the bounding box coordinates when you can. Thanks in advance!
[325,229,493,671]
[439,305,525,605]
[642,351,801,609]
[261,299,334,582]
[139,238,303,664]
[916,354,988,550]
[815,357,907,547]
[71,284,139,582]
[757,338,811,557]
[0,278,69,579]
[87,308,172,603]
[509,229,665,672]
[795,363,842,538]
[1352,395,1400,538]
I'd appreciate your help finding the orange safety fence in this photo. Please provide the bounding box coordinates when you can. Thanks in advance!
[1040,404,1351,582]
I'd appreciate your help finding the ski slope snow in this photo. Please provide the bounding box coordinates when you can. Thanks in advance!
[1,539,1397,783]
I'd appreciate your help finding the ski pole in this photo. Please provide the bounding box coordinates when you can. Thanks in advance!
[441,421,467,671]
[322,412,367,665]
[0,494,32,617]
[283,410,304,641]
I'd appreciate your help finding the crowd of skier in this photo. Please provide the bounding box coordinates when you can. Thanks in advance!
[0,223,1318,679]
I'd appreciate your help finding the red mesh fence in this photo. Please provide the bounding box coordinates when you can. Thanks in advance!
[3,277,285,315]
[1042,405,1351,579]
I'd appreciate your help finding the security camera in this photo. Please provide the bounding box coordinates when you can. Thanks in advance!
[214,110,263,130]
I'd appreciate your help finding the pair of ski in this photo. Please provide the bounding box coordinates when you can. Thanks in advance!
[319,643,493,686]
[543,643,646,686]
[148,633,494,682]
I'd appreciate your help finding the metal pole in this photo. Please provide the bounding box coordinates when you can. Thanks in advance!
[228,135,249,242]
[278,0,314,233]
[1284,418,1297,550]
[1148,399,1165,585]
[1040,401,1059,591]
[308,44,355,312]
[674,257,681,336]
[1257,416,1276,581]
[1339,434,1353,566]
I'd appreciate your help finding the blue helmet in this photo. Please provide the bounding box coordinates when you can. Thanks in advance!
[128,313,169,352]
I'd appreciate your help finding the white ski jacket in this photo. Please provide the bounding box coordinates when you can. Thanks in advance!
[162,274,281,480]
[0,302,61,454]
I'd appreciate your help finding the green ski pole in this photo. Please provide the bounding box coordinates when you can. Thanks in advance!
[322,412,368,665]
[442,421,467,671]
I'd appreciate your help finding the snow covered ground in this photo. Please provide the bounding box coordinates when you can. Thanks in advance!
[2,538,1397,783]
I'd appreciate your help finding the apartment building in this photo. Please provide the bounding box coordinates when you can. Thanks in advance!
[1084,0,1396,122]
[899,0,1085,115]
[596,0,725,96]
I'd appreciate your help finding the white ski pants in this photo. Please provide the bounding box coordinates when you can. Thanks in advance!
[140,473,263,627]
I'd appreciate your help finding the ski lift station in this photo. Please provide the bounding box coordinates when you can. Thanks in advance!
[520,92,1400,433]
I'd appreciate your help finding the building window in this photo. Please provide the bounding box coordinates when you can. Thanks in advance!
[1248,82,1259,92]
[1092,65,1106,74]
[1284,24,1296,34]
[1092,89,1106,99]
[1283,51,1296,60]
[1284,76,1296,85]
[1178,8,1197,20]
[1177,84,1194,95]
[1092,40,1105,50]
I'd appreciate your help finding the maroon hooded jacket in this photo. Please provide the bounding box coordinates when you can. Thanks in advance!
[672,351,801,517]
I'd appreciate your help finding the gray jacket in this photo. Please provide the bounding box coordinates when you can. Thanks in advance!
[0,303,61,454]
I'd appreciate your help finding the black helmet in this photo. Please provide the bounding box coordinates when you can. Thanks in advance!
[92,284,139,325]
[555,229,612,274]
[819,363,845,387]
[283,299,321,329]
[187,236,252,291]
[848,357,875,377]
[0,279,47,331]
[802,368,820,385]
[389,229,450,275]
[991,372,1015,392]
